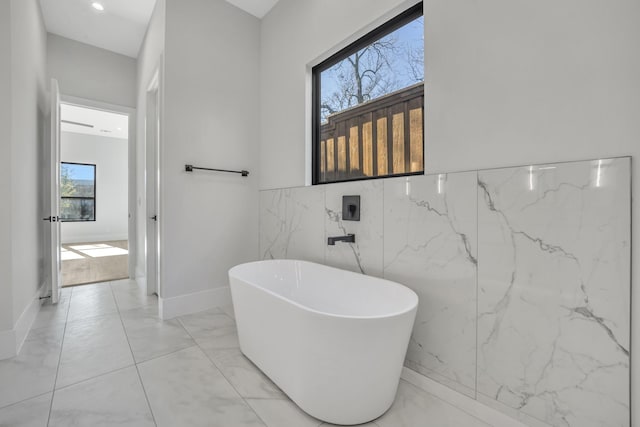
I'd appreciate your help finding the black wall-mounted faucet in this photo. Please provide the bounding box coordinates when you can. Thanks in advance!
[327,234,356,246]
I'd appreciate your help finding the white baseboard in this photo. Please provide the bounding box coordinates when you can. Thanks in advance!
[0,330,16,360]
[159,286,231,320]
[0,282,45,361]
[14,283,45,354]
[135,266,145,282]
[136,276,148,293]
[400,367,532,427]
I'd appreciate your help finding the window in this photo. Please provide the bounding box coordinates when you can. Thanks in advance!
[60,162,96,222]
[312,2,424,184]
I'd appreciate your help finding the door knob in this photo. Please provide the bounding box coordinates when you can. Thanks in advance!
[150,215,157,221]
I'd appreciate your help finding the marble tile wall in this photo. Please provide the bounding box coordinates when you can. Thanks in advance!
[258,157,631,427]
[384,172,478,398]
[325,180,384,277]
[259,186,325,263]
[476,158,630,427]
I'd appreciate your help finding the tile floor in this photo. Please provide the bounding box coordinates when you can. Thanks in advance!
[0,280,495,427]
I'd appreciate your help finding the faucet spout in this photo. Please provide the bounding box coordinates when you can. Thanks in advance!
[327,234,356,246]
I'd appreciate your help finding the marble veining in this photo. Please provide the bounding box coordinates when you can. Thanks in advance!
[204,348,284,399]
[383,172,478,397]
[49,366,155,427]
[325,180,384,277]
[137,346,265,427]
[0,325,64,408]
[258,156,631,427]
[259,186,325,263]
[0,393,53,427]
[56,313,134,388]
[120,304,196,363]
[476,158,630,427]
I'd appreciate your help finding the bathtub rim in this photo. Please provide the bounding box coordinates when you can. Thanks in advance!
[229,259,419,321]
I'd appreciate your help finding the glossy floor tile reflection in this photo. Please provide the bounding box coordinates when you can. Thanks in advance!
[0,280,499,427]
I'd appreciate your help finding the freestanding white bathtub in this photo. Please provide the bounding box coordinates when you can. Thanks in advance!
[229,259,418,425]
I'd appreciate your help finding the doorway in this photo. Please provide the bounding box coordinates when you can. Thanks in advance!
[57,100,136,287]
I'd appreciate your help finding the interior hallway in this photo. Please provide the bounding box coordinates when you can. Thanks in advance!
[61,240,129,286]
[0,280,494,427]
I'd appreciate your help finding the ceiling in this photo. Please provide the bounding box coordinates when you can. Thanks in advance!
[39,0,280,58]
[61,104,129,140]
[226,0,279,19]
[39,0,157,58]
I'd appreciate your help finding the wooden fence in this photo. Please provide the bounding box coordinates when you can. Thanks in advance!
[318,82,424,183]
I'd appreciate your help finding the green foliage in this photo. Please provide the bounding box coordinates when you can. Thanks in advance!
[60,164,76,210]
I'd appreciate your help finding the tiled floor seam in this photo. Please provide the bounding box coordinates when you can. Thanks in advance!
[28,322,65,332]
[46,285,73,427]
[0,391,52,411]
[110,282,159,427]
[5,280,500,427]
[114,289,198,366]
[64,311,121,326]
[53,363,137,391]
[134,344,201,365]
[425,392,494,427]
[178,313,272,427]
[401,372,497,427]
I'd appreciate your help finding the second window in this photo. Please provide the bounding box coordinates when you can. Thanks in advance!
[60,162,96,222]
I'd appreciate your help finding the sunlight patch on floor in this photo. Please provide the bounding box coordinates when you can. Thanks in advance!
[76,247,129,258]
[61,248,85,260]
[68,244,129,258]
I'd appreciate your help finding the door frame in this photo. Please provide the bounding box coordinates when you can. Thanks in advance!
[145,63,162,298]
[48,79,61,303]
[59,94,138,280]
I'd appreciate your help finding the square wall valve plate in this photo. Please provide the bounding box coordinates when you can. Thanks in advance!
[342,195,360,221]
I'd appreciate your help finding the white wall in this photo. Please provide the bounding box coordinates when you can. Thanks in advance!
[259,0,640,424]
[60,132,128,244]
[423,0,640,172]
[427,2,640,425]
[135,0,165,281]
[259,0,410,190]
[0,0,47,358]
[422,4,640,423]
[159,0,260,303]
[47,34,137,108]
[0,0,14,335]
[10,0,47,328]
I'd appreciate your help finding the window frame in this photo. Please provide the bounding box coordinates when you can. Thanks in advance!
[312,2,424,185]
[60,161,97,222]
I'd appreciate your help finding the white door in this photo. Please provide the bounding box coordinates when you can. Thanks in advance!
[47,78,62,304]
[145,86,159,296]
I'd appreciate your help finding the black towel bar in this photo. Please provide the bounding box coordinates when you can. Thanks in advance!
[185,164,249,177]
